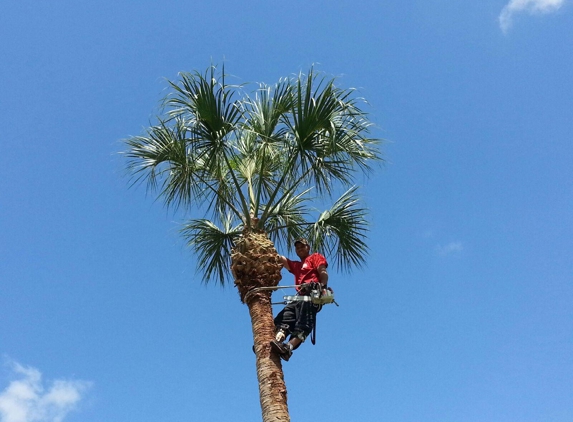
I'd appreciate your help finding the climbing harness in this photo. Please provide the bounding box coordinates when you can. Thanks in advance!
[280,286,338,306]
[243,283,339,307]
[244,283,339,346]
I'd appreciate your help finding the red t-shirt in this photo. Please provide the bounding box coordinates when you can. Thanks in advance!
[286,253,328,288]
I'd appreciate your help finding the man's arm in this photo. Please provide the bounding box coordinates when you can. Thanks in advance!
[279,255,291,272]
[317,264,328,287]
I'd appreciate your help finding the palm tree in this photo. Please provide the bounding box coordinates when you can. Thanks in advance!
[124,65,381,422]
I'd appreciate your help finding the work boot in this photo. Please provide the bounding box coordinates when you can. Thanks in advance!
[270,340,292,361]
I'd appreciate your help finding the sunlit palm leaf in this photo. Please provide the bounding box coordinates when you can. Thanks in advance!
[166,67,241,139]
[307,186,370,272]
[181,215,242,285]
[124,118,206,210]
[326,97,380,174]
[240,81,295,216]
[125,65,381,282]
[205,165,240,219]
[275,69,381,200]
[164,67,243,179]
[245,80,293,140]
[264,188,311,250]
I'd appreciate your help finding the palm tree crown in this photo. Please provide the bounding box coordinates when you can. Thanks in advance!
[124,65,381,285]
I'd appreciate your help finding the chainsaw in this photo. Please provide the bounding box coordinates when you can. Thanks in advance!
[282,286,338,306]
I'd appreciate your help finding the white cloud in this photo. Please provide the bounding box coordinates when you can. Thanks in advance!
[499,0,566,33]
[0,361,91,422]
[436,241,463,256]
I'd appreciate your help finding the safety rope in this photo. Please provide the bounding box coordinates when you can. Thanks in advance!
[243,284,299,304]
[244,284,338,347]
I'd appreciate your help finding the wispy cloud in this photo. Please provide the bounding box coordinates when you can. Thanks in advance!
[436,241,463,256]
[0,360,91,422]
[499,0,566,33]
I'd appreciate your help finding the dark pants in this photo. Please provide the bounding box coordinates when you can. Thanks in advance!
[274,300,318,343]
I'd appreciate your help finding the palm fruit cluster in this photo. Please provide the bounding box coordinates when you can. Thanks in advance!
[231,229,282,303]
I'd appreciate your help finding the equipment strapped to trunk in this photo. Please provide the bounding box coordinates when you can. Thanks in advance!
[244,284,338,348]
[280,287,338,306]
[243,284,339,307]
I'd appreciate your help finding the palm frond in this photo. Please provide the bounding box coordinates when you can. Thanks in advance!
[124,65,381,285]
[124,118,245,218]
[204,164,242,219]
[124,118,206,210]
[263,188,312,250]
[165,67,242,138]
[163,68,244,179]
[325,94,382,174]
[163,67,253,219]
[180,215,243,285]
[307,186,370,272]
[269,68,381,202]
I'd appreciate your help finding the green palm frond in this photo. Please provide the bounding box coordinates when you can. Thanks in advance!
[307,186,370,272]
[290,77,379,194]
[124,118,243,218]
[163,68,248,211]
[165,66,242,143]
[262,68,381,207]
[326,98,380,174]
[263,188,312,250]
[205,164,241,219]
[125,65,381,283]
[124,118,205,210]
[163,66,252,220]
[180,215,243,285]
[241,80,295,217]
[246,79,293,140]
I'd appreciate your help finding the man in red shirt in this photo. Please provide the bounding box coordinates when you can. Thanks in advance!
[271,238,329,361]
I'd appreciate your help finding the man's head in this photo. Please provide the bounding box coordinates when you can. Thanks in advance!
[294,238,310,259]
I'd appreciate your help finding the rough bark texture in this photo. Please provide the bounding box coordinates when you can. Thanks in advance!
[248,294,289,422]
[232,229,289,422]
[232,229,283,302]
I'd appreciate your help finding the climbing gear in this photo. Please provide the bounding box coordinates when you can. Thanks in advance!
[279,283,336,346]
[243,284,339,307]
[275,324,289,342]
[271,340,293,361]
[244,283,338,352]
[279,282,338,306]
[282,286,337,306]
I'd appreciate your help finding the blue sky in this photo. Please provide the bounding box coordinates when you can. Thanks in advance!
[1,1,572,421]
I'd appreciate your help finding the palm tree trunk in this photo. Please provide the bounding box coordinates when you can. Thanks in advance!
[247,292,290,422]
[232,228,289,421]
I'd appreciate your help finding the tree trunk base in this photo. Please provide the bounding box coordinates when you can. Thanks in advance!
[248,293,290,422]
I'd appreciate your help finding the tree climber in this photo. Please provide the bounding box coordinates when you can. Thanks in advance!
[271,238,329,361]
